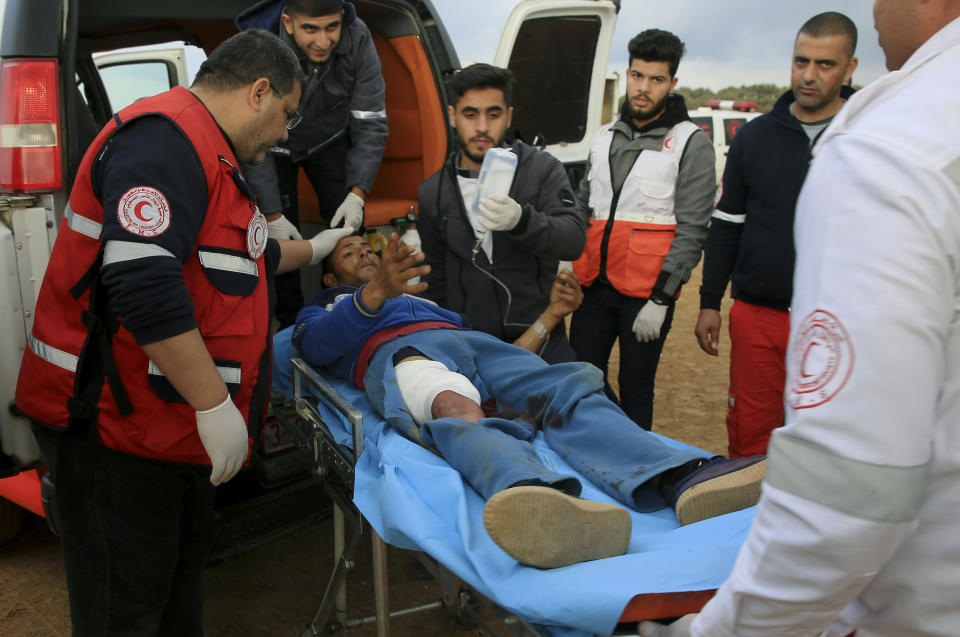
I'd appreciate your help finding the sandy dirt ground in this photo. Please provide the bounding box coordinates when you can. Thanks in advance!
[0,266,733,637]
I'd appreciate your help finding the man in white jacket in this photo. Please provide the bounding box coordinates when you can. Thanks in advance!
[640,1,960,635]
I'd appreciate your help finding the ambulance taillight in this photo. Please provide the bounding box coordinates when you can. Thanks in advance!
[0,58,63,192]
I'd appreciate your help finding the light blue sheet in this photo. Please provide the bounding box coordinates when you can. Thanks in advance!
[301,376,756,637]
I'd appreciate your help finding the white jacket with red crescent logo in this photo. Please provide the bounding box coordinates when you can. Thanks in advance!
[693,16,960,637]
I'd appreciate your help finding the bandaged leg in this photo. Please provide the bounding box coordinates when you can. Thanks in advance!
[394,358,482,426]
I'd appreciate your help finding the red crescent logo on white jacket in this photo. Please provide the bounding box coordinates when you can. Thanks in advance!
[788,309,854,409]
[662,134,677,154]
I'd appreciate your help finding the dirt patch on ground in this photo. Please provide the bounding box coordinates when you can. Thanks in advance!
[0,265,732,637]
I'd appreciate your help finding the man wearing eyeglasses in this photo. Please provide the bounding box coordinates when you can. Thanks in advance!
[237,0,388,327]
[14,29,353,636]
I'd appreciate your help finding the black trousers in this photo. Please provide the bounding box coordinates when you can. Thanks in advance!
[33,424,216,637]
[568,281,675,430]
[274,138,349,327]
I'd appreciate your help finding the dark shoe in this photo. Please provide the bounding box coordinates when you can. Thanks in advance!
[483,486,631,569]
[665,456,766,526]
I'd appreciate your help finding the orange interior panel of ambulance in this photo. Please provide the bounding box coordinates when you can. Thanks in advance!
[298,32,447,227]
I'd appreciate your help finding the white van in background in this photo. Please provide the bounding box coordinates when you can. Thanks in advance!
[688,102,762,183]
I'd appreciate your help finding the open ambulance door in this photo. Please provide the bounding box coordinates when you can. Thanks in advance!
[93,47,190,113]
[493,0,620,177]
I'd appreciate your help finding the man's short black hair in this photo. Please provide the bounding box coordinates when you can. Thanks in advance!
[798,12,858,59]
[192,29,304,96]
[449,63,515,108]
[628,29,686,77]
[284,0,344,17]
[320,230,368,286]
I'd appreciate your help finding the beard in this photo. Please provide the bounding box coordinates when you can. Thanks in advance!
[792,83,841,116]
[246,141,278,165]
[456,130,503,165]
[625,91,670,124]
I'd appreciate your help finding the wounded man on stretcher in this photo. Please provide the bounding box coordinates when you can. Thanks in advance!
[283,233,766,569]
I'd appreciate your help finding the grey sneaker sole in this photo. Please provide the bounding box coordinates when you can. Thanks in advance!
[675,459,767,526]
[483,486,631,569]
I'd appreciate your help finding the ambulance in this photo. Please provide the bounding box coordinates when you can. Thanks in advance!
[0,0,621,548]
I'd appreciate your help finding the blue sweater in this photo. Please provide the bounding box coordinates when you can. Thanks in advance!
[292,285,467,385]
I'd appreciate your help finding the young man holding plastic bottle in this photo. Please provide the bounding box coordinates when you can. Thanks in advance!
[416,63,587,364]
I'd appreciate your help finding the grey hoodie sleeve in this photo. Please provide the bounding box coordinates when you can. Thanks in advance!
[344,27,388,194]
[654,130,716,299]
[242,154,284,215]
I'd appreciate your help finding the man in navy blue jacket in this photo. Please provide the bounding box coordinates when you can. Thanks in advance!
[237,0,388,327]
[695,12,858,457]
[277,233,766,569]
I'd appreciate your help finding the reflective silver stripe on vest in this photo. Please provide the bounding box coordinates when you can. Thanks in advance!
[103,240,177,266]
[767,434,927,523]
[65,202,103,240]
[27,333,78,372]
[711,209,746,224]
[148,360,242,385]
[350,109,387,120]
[197,250,258,277]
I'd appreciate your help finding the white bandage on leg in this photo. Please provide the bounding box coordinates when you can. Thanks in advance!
[394,359,481,425]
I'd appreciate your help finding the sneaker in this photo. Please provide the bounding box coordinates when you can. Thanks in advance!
[482,486,631,569]
[665,456,767,526]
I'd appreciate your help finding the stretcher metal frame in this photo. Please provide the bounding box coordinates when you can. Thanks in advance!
[284,357,715,636]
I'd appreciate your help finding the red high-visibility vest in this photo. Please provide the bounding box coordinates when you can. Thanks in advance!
[15,87,272,465]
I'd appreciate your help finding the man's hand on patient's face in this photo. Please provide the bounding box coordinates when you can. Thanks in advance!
[360,233,430,311]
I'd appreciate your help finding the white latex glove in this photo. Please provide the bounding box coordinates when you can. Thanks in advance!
[633,301,669,342]
[267,214,302,240]
[478,194,522,232]
[330,192,365,230]
[638,614,696,637]
[308,227,355,265]
[196,394,249,486]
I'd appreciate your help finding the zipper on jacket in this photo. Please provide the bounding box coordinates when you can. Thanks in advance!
[597,188,623,284]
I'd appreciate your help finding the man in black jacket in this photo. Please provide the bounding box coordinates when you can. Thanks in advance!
[417,64,586,364]
[695,12,858,457]
[237,0,388,326]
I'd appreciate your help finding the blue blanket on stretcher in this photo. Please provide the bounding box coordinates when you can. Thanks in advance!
[273,333,755,636]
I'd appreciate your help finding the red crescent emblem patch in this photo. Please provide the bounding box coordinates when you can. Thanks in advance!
[662,134,677,154]
[247,211,268,260]
[788,309,854,409]
[117,187,170,237]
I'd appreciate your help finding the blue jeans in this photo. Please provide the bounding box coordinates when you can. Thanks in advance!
[362,329,705,511]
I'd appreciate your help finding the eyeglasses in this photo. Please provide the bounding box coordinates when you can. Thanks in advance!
[285,108,303,131]
[270,87,303,130]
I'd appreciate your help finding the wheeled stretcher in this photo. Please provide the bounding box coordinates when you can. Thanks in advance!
[279,357,756,636]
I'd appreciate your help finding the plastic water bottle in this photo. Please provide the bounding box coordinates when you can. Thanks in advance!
[472,147,517,233]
